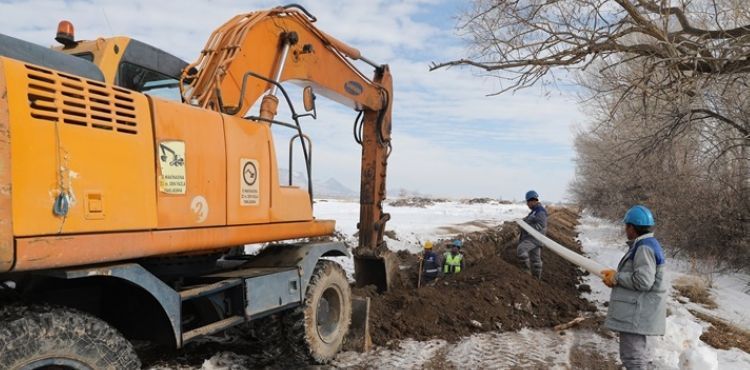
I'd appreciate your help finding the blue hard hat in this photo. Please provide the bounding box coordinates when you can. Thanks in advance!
[452,239,463,248]
[525,190,539,201]
[623,205,655,227]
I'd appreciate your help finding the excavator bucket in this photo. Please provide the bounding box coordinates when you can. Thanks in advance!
[348,251,397,351]
[345,296,372,352]
[353,251,398,292]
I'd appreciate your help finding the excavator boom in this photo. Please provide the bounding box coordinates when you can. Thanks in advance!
[180,5,396,290]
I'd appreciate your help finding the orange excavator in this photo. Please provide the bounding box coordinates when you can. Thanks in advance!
[0,4,393,367]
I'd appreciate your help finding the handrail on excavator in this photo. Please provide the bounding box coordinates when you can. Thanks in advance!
[238,69,315,203]
[282,3,317,22]
[289,134,313,187]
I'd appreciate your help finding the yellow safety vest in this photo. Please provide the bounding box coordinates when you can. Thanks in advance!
[443,252,463,274]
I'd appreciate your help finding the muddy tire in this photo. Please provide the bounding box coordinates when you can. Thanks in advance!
[243,314,286,365]
[0,305,140,370]
[284,260,351,363]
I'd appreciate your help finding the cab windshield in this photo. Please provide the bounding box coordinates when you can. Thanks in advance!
[118,62,181,101]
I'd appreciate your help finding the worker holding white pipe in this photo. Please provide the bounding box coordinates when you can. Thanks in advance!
[518,190,547,279]
[517,204,666,369]
[601,205,667,370]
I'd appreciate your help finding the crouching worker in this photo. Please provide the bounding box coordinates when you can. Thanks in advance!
[601,205,666,370]
[421,241,440,283]
[443,239,464,275]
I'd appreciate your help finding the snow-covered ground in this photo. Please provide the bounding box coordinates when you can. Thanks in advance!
[244,199,529,280]
[160,201,750,369]
[312,199,528,281]
[315,198,529,253]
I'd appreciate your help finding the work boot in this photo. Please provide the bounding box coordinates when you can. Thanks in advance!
[532,270,542,280]
[520,260,531,274]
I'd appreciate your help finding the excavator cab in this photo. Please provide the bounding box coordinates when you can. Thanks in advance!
[52,21,187,101]
[113,39,185,101]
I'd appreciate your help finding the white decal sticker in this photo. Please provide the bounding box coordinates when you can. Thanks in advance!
[158,141,186,194]
[240,159,260,206]
[190,195,208,223]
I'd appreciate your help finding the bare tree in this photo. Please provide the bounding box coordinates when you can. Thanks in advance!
[435,0,749,267]
[432,0,749,145]
[433,1,750,92]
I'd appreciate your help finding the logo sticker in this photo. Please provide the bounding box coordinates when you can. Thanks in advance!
[158,141,186,194]
[344,81,363,96]
[240,159,260,206]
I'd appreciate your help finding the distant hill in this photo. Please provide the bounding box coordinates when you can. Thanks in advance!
[278,168,357,199]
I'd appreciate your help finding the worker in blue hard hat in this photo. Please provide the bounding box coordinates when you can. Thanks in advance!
[601,205,666,370]
[442,239,464,275]
[517,190,547,279]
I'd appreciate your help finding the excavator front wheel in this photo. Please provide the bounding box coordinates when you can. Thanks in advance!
[284,260,351,363]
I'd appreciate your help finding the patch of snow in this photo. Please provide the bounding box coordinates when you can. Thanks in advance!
[652,307,718,369]
[575,212,624,307]
[314,199,529,254]
[705,273,750,329]
[312,199,528,280]
[679,343,719,370]
[199,352,251,370]
[335,339,447,369]
[336,328,620,369]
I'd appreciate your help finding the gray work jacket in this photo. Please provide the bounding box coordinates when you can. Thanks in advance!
[604,233,667,336]
[520,204,547,246]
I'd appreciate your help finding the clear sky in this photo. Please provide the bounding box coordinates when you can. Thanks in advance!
[0,0,584,202]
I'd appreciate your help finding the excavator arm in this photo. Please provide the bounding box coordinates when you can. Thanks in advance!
[180,5,395,290]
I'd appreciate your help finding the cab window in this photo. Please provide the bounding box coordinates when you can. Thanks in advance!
[118,62,181,101]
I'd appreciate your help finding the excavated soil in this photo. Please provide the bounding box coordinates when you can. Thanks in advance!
[356,207,595,345]
[388,197,449,208]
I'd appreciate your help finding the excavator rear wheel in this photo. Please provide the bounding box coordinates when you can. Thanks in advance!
[0,304,140,370]
[284,260,351,364]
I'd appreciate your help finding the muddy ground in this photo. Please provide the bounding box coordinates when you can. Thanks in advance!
[356,207,597,345]
[144,207,607,369]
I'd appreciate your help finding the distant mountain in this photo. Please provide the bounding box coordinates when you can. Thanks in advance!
[278,168,307,188]
[317,177,358,198]
[278,168,357,199]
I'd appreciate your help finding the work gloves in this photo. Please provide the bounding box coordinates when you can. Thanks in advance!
[601,269,617,287]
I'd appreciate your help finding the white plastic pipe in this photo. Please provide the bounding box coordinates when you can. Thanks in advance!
[516,220,609,278]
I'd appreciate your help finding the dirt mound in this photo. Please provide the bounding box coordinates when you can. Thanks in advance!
[461,197,494,204]
[459,198,513,205]
[389,197,447,208]
[357,207,595,345]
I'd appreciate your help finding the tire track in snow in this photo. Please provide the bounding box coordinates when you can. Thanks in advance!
[334,339,448,369]
[446,329,572,369]
[334,329,619,369]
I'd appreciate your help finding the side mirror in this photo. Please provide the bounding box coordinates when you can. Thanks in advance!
[303,86,316,112]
